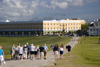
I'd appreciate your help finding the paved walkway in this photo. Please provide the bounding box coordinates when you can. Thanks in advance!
[3,37,79,67]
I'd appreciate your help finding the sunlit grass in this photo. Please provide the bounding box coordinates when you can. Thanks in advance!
[0,36,72,59]
[46,36,100,67]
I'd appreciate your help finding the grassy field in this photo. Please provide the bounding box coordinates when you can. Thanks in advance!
[0,36,72,59]
[46,36,100,67]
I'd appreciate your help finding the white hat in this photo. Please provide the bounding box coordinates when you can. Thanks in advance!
[31,43,33,46]
[26,43,28,45]
[24,44,26,47]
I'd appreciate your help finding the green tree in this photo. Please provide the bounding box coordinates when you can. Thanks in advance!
[15,32,18,35]
[81,24,89,30]
[28,32,31,36]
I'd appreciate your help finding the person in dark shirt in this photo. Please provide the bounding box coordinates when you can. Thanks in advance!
[66,45,71,56]
[53,44,59,60]
[39,45,44,60]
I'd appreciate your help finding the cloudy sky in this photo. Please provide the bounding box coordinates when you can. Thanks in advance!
[0,0,100,22]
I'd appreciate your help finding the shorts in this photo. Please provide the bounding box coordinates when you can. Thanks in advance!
[19,54,22,56]
[60,51,63,54]
[11,52,15,55]
[35,51,37,55]
[30,51,35,55]
[54,51,58,55]
[40,52,44,55]
[68,49,71,52]
[0,55,4,61]
[44,51,47,56]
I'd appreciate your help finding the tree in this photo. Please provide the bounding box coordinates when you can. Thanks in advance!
[8,32,11,36]
[81,24,89,30]
[22,32,24,35]
[28,32,31,36]
[2,32,5,35]
[40,32,42,36]
[15,32,18,36]
[35,31,37,35]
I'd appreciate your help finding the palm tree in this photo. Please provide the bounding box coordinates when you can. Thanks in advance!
[35,31,37,35]
[40,32,42,36]
[8,32,11,36]
[15,32,18,36]
[2,32,5,36]
[22,32,24,36]
[28,32,31,36]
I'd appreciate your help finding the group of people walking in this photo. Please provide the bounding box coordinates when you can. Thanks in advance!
[51,44,71,60]
[0,43,71,67]
[11,43,48,60]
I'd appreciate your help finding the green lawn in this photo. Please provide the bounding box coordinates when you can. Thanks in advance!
[47,36,100,67]
[0,36,72,59]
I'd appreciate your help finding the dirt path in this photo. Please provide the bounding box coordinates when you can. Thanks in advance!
[3,37,79,67]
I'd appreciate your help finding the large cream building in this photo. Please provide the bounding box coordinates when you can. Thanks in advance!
[43,19,86,35]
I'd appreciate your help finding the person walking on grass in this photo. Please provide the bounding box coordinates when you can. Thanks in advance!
[30,44,35,60]
[0,46,4,67]
[43,44,48,59]
[11,44,16,60]
[53,44,59,60]
[36,45,39,59]
[66,45,71,56]
[39,45,44,60]
[23,44,28,59]
[18,45,23,60]
[60,45,64,59]
[26,42,30,59]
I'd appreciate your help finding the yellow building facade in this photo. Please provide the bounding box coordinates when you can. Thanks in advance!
[43,19,86,35]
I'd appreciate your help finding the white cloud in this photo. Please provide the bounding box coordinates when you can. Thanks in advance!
[0,0,99,21]
[0,0,38,20]
[51,1,68,9]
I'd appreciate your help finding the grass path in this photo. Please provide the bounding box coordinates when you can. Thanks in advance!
[47,36,100,67]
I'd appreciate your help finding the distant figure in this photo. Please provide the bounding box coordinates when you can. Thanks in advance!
[23,44,28,59]
[51,44,54,52]
[56,44,59,49]
[30,44,35,60]
[53,44,59,60]
[60,46,64,59]
[0,46,4,67]
[18,45,23,60]
[39,45,44,60]
[66,45,71,56]
[26,42,30,59]
[15,43,20,59]
[36,45,39,58]
[61,44,64,48]
[43,44,48,59]
[11,44,16,60]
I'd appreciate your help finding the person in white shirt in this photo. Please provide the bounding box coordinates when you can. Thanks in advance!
[23,44,28,59]
[60,46,64,59]
[30,44,35,60]
[18,45,23,60]
[43,44,48,59]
